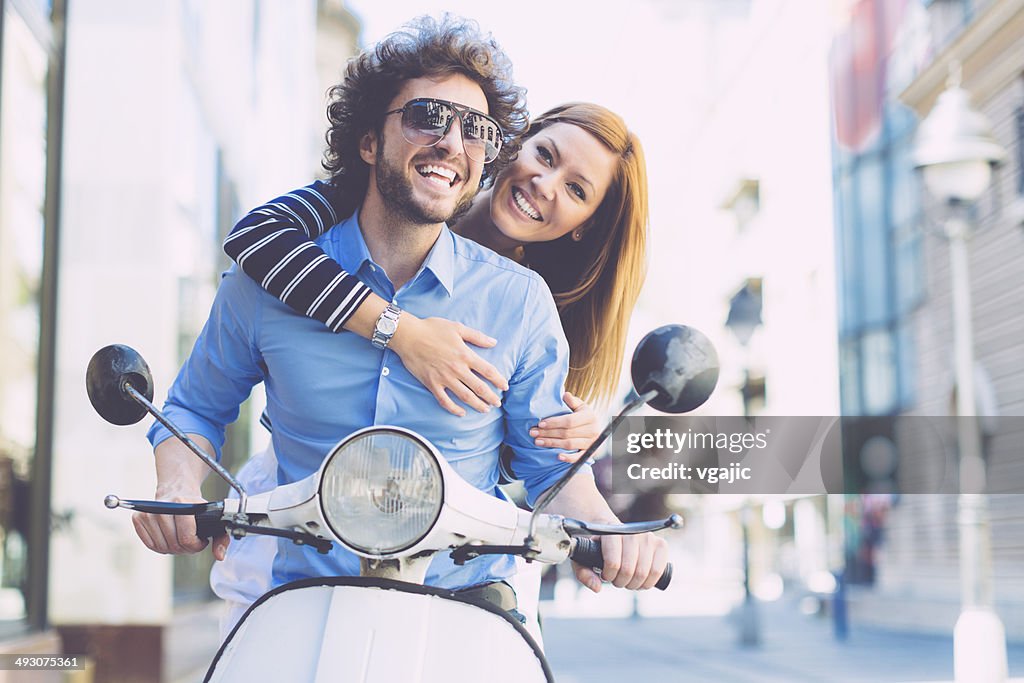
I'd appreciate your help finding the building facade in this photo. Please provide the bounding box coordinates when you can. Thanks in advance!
[0,0,69,670]
[830,0,1024,638]
[0,0,361,679]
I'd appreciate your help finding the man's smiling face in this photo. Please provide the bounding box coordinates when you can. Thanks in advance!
[363,74,488,225]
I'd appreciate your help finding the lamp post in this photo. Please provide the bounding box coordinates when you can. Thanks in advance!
[913,66,1007,683]
[726,282,763,647]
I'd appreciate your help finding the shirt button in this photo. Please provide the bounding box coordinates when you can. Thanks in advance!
[369,264,376,272]
[382,367,390,377]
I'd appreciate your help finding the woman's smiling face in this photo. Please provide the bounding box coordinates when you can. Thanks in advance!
[489,122,618,244]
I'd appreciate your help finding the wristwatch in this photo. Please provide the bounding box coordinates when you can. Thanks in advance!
[371,302,402,350]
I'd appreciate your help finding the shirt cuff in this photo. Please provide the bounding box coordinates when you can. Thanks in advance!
[145,412,226,462]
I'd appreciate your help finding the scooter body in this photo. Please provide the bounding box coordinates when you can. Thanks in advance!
[207,577,551,683]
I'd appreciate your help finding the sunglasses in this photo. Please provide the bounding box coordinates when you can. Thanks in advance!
[385,98,504,164]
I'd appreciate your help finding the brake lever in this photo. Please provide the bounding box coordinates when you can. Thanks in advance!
[104,496,223,515]
[562,513,683,536]
[104,495,332,554]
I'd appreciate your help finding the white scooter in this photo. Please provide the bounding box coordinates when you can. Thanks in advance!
[86,325,719,682]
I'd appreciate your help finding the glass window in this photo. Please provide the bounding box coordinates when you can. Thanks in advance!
[895,229,924,315]
[897,321,917,408]
[892,138,925,315]
[890,139,920,229]
[836,171,859,335]
[883,101,918,144]
[861,328,897,415]
[856,156,892,327]
[1015,105,1023,197]
[830,0,925,421]
[839,341,861,414]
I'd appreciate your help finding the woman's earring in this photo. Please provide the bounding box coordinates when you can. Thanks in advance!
[572,230,583,241]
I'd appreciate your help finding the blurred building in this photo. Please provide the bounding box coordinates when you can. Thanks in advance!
[829,0,1024,638]
[0,0,360,680]
[0,0,71,675]
[621,0,843,619]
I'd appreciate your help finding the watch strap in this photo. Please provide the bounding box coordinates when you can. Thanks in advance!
[371,302,402,350]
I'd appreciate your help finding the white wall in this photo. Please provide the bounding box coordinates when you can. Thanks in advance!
[639,0,840,417]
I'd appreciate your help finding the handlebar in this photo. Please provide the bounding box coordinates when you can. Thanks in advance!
[196,509,333,553]
[195,508,229,539]
[570,537,673,591]
[563,513,683,536]
[104,495,223,516]
[104,496,232,543]
[105,495,333,554]
[194,509,333,553]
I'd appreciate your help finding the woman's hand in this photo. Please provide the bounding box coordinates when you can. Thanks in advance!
[529,392,600,462]
[390,314,509,417]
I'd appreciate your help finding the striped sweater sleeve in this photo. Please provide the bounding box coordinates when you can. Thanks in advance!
[223,180,372,332]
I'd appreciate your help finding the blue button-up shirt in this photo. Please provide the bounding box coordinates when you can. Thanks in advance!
[148,212,576,590]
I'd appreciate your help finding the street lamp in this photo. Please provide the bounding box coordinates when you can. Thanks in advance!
[726,281,763,647]
[725,282,763,351]
[913,66,1007,683]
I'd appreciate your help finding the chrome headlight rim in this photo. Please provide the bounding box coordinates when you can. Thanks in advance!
[318,426,444,556]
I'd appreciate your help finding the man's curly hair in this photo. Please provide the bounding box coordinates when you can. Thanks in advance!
[322,15,529,219]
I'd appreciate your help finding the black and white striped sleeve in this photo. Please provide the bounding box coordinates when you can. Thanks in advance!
[223,181,372,332]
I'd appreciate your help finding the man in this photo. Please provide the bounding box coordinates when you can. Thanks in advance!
[136,15,666,610]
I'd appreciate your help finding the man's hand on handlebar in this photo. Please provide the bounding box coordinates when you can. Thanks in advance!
[572,532,669,593]
[131,483,228,559]
[134,434,229,560]
[542,472,670,593]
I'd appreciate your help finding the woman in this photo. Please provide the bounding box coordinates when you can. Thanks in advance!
[214,102,649,638]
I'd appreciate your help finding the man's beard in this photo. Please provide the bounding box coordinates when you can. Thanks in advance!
[375,144,476,225]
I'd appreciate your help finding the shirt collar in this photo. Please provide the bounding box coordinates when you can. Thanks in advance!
[335,211,455,297]
[419,225,455,297]
[334,211,375,276]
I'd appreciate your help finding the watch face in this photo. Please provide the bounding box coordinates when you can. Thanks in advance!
[378,318,398,336]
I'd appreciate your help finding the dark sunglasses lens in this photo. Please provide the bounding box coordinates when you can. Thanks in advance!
[403,100,453,144]
[399,100,502,163]
[462,114,502,163]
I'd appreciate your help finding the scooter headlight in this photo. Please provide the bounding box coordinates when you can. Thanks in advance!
[319,428,443,555]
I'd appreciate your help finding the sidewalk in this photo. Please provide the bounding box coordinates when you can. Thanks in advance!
[165,593,1024,682]
[165,602,222,683]
[542,599,1024,683]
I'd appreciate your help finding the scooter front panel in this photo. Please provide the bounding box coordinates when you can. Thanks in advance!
[207,577,552,683]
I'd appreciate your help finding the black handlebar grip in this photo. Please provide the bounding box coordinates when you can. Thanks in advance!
[570,537,673,591]
[195,509,228,540]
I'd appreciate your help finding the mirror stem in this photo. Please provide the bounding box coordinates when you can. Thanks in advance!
[122,382,248,516]
[527,388,658,542]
